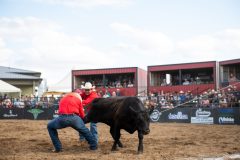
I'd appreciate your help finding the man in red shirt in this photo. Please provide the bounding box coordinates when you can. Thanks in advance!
[79,82,99,143]
[47,92,97,152]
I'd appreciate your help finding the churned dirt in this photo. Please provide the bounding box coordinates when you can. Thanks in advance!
[0,120,239,160]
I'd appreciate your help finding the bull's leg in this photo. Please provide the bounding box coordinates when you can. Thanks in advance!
[114,128,123,148]
[110,126,117,151]
[137,130,144,154]
[110,126,122,151]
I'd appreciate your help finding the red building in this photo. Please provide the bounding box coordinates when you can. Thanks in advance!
[72,67,147,96]
[219,58,240,90]
[148,61,217,95]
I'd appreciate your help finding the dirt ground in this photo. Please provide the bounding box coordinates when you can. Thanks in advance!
[0,120,239,160]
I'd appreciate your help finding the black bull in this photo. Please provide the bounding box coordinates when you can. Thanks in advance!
[83,96,151,154]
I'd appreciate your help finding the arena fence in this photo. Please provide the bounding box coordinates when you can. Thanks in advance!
[0,106,239,125]
[149,107,240,125]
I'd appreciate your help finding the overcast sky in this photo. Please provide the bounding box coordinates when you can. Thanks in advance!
[0,0,240,85]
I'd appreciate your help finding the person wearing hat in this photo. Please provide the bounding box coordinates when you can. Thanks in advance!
[47,92,97,152]
[179,91,186,104]
[79,82,99,143]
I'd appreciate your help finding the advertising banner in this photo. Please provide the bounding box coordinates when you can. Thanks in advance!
[190,108,215,124]
[149,108,191,123]
[216,108,234,124]
[159,108,191,123]
[0,106,239,125]
[215,108,240,125]
[24,108,46,120]
[150,108,161,122]
[0,108,25,119]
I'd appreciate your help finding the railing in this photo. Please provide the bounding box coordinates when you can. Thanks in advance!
[148,83,215,95]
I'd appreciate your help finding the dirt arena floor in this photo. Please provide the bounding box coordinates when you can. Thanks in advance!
[0,120,239,160]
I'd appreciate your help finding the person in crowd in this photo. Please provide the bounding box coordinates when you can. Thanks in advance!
[182,79,190,85]
[111,91,117,97]
[79,82,99,143]
[211,91,219,108]
[116,89,121,96]
[102,89,111,98]
[13,98,24,108]
[115,80,122,88]
[144,99,156,113]
[229,73,237,82]
[219,95,228,108]
[3,98,12,108]
[97,90,103,97]
[190,78,196,84]
[127,81,134,87]
[47,92,97,153]
[201,96,210,107]
[159,97,167,108]
[123,80,127,88]
[179,91,186,104]
[161,79,167,86]
[196,77,202,84]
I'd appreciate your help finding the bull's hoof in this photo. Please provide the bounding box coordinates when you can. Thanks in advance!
[117,142,123,148]
[137,151,143,154]
[111,146,117,151]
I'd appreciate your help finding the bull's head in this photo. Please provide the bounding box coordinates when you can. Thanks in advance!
[130,106,150,135]
[83,109,99,124]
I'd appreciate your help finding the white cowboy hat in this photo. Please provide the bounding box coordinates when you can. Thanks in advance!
[82,82,94,89]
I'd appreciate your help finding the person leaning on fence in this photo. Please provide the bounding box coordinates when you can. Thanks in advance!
[47,92,97,153]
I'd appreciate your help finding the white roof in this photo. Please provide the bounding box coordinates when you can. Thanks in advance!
[0,80,21,93]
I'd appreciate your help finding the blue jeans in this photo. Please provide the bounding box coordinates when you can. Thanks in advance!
[80,122,98,143]
[47,114,97,151]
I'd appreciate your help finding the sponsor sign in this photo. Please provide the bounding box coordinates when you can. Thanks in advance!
[168,112,188,120]
[191,108,214,124]
[150,109,161,122]
[3,110,18,118]
[27,109,44,120]
[0,108,24,119]
[216,108,235,124]
[218,117,234,124]
[159,108,191,123]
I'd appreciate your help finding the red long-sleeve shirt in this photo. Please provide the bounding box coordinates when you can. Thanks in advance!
[58,92,85,118]
[81,91,98,111]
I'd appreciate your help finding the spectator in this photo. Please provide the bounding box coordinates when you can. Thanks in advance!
[127,81,134,87]
[116,81,122,88]
[161,79,167,86]
[179,91,186,104]
[3,98,12,108]
[103,89,111,98]
[211,92,219,108]
[116,89,121,96]
[219,96,228,108]
[229,73,237,82]
[196,77,202,84]
[182,79,190,85]
[201,97,210,107]
[112,91,117,97]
